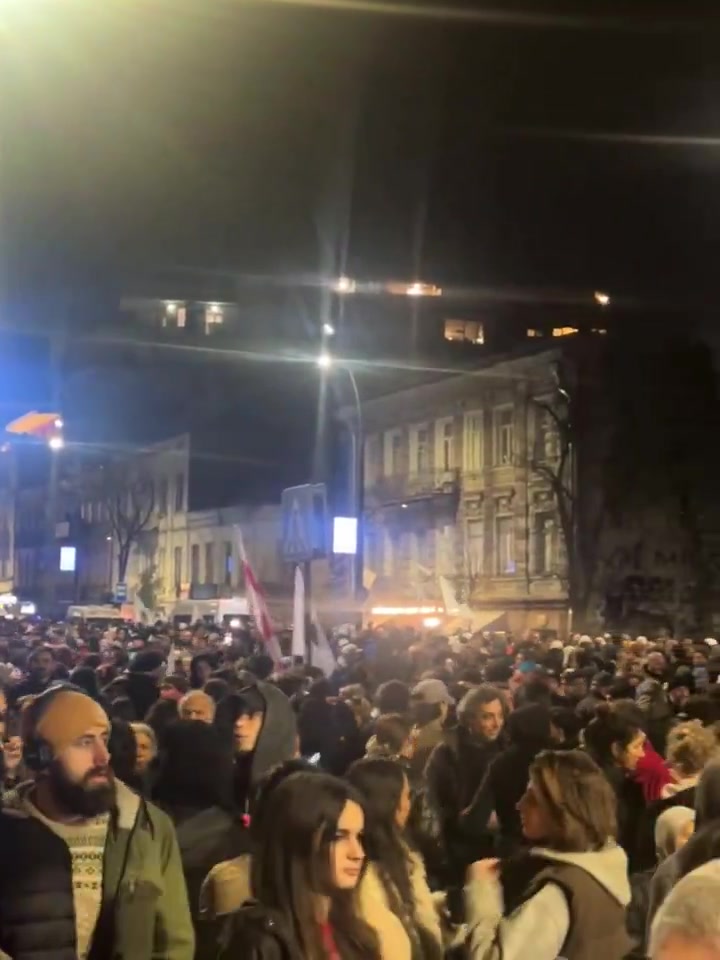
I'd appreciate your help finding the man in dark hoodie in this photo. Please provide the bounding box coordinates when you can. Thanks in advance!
[230,682,297,814]
[124,649,165,720]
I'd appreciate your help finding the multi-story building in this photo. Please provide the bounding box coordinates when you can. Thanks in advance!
[358,347,567,633]
[8,433,292,617]
[77,435,290,613]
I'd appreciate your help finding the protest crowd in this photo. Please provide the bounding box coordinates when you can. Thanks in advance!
[1,615,720,960]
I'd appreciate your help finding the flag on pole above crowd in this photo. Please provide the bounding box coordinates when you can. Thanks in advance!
[292,565,306,660]
[236,527,282,664]
[310,603,337,676]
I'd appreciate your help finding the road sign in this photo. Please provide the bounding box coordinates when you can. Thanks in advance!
[281,484,327,562]
[115,582,127,602]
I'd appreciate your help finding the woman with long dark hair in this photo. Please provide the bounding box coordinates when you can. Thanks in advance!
[221,772,380,960]
[583,702,648,869]
[347,758,443,960]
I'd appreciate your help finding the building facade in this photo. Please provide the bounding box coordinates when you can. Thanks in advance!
[359,349,568,633]
[7,434,290,616]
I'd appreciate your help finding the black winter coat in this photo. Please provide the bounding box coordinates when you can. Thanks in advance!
[218,903,295,960]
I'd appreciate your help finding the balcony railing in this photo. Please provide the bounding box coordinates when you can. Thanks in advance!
[366,469,460,507]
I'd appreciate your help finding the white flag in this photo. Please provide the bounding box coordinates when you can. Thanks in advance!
[292,565,306,660]
[310,603,337,677]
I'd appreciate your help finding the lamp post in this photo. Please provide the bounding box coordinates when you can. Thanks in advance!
[317,354,364,600]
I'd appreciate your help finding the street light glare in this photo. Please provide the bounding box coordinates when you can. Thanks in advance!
[333,276,356,295]
[317,353,332,369]
[322,323,335,336]
[48,436,64,451]
[594,291,611,306]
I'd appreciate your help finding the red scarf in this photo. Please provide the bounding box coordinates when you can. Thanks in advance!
[319,922,341,960]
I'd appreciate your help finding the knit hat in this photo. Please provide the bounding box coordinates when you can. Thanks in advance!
[22,689,110,757]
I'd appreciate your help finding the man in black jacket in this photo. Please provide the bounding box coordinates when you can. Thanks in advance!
[425,684,506,877]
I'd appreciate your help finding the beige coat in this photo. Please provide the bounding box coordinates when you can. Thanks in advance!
[358,851,443,960]
[201,849,442,960]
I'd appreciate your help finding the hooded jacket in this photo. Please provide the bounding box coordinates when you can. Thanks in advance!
[466,843,632,960]
[0,779,193,960]
[234,682,297,812]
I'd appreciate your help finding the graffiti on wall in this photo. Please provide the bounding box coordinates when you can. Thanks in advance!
[600,537,696,628]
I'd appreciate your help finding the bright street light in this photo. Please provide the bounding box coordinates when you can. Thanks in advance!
[333,276,356,295]
[322,323,335,336]
[48,436,64,451]
[317,353,332,369]
[594,291,611,306]
[54,417,64,429]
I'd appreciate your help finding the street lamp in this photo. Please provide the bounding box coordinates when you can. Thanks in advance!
[317,354,364,600]
[333,276,356,295]
[322,323,335,337]
[594,291,611,307]
[48,435,64,451]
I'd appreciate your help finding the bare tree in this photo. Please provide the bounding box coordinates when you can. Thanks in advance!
[530,355,607,631]
[93,461,156,584]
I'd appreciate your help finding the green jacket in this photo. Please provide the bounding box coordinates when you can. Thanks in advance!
[3,779,194,960]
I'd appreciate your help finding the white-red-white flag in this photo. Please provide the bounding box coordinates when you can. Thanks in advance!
[236,527,282,664]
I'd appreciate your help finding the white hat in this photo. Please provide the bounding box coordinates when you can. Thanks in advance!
[411,678,454,705]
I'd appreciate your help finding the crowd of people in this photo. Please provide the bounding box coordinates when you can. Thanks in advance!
[1,620,720,959]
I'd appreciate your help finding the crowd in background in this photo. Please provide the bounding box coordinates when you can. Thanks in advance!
[1,619,720,959]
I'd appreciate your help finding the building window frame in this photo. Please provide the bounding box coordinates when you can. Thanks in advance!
[493,406,515,467]
[495,513,516,576]
[463,411,484,474]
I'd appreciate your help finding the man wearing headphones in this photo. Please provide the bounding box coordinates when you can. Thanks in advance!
[0,685,194,960]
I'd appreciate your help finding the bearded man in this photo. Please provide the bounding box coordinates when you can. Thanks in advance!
[0,685,193,960]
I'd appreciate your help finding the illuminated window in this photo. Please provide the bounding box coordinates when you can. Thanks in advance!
[552,327,579,338]
[444,319,484,345]
[527,329,543,338]
[205,304,223,334]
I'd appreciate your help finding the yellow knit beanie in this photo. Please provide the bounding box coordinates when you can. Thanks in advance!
[22,689,110,756]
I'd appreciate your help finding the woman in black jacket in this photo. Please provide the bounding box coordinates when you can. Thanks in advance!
[221,772,380,960]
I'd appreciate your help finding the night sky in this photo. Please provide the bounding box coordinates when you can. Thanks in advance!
[1,0,719,493]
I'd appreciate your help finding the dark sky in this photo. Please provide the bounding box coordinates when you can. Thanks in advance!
[2,0,720,302]
[2,0,720,496]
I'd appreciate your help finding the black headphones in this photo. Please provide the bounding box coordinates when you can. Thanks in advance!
[22,683,84,773]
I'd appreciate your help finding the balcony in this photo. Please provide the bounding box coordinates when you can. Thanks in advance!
[366,469,460,521]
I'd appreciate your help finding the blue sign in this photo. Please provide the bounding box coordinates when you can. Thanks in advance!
[115,582,127,602]
[281,484,327,562]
